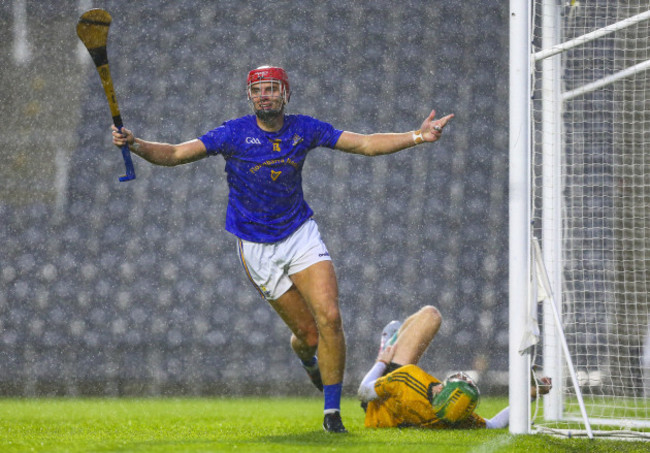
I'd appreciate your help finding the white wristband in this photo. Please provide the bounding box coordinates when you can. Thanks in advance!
[412,130,424,145]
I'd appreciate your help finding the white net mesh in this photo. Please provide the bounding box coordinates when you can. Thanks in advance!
[531,0,650,437]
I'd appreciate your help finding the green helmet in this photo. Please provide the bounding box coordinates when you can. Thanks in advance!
[431,372,480,423]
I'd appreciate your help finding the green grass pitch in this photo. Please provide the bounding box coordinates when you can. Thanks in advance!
[0,397,647,452]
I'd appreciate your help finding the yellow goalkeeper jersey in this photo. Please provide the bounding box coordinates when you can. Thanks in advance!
[364,364,486,429]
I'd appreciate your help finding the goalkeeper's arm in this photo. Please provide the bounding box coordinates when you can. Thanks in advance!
[485,406,510,429]
[357,345,395,402]
[484,376,552,429]
[357,361,387,403]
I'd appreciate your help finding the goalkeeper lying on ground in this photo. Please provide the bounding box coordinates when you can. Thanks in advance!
[357,305,551,429]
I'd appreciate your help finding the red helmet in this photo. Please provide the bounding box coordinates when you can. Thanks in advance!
[246,65,291,103]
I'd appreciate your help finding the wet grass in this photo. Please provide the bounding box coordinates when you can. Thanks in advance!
[0,397,647,452]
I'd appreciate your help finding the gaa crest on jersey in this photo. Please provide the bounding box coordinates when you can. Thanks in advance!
[292,134,304,147]
[271,170,282,181]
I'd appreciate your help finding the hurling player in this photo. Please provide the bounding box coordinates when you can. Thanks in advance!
[358,305,552,429]
[113,66,454,433]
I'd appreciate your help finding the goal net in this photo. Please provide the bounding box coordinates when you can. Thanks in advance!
[530,0,650,438]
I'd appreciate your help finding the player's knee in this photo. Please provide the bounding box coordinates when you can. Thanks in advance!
[316,306,343,335]
[419,305,442,328]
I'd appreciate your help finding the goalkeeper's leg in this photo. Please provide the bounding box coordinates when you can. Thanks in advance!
[391,305,442,366]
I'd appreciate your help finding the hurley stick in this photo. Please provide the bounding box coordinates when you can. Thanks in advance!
[77,8,136,182]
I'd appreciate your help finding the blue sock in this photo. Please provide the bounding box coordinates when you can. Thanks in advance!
[323,382,342,413]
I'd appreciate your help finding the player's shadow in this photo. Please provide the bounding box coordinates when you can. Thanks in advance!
[260,431,360,445]
[260,431,431,447]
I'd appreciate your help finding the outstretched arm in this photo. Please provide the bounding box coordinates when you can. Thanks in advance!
[357,345,396,402]
[485,406,510,429]
[485,376,553,429]
[334,110,454,156]
[111,125,208,167]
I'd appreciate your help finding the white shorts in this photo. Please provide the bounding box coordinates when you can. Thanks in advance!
[237,219,332,301]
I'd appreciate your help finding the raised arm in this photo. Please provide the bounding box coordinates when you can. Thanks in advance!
[111,125,208,167]
[335,110,454,156]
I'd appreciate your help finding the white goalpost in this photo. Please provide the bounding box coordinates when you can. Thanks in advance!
[510,0,650,439]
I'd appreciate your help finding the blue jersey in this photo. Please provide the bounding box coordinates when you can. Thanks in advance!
[198,114,343,243]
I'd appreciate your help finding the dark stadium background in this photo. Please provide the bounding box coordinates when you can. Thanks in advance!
[0,0,509,396]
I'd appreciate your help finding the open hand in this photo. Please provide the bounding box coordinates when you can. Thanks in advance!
[531,376,552,399]
[420,110,455,142]
[377,344,396,365]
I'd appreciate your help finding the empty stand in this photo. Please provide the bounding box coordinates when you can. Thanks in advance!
[0,0,510,396]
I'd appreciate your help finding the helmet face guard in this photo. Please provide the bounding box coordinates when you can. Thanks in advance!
[246,66,291,104]
[431,372,480,424]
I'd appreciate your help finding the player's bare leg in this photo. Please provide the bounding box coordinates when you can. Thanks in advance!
[268,287,319,360]
[288,260,346,385]
[391,305,442,366]
[289,260,347,433]
[290,331,318,362]
[267,286,322,390]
